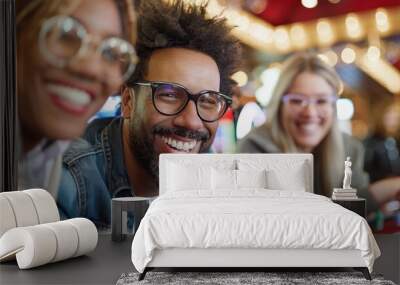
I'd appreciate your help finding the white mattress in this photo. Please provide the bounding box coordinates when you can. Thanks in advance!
[131,190,380,273]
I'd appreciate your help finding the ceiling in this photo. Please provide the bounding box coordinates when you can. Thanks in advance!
[247,0,400,26]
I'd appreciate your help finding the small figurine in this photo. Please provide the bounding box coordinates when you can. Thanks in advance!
[332,157,358,200]
[343,157,352,189]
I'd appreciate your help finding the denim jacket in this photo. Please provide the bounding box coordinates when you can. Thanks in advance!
[57,117,132,228]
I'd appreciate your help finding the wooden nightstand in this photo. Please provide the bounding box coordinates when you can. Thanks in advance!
[332,198,366,218]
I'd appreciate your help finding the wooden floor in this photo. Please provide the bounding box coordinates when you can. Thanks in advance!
[373,233,400,284]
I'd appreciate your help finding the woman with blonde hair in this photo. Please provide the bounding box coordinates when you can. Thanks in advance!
[16,0,138,194]
[238,52,377,211]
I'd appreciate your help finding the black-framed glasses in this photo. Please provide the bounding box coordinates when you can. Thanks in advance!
[38,15,138,82]
[133,81,232,123]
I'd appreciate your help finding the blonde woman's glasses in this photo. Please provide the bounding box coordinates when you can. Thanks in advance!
[39,15,138,82]
[282,93,337,112]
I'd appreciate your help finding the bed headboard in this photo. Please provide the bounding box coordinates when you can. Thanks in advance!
[159,153,313,195]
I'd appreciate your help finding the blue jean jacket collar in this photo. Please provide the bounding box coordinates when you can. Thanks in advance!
[63,117,132,197]
[100,118,131,197]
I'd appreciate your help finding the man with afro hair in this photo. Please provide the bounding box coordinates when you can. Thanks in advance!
[57,0,241,228]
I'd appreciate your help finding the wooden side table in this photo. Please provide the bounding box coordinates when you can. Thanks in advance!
[332,198,366,218]
[111,197,155,242]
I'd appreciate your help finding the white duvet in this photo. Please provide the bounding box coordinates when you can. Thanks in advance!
[131,190,380,273]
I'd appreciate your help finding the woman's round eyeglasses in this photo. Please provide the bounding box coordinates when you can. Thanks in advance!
[39,15,138,82]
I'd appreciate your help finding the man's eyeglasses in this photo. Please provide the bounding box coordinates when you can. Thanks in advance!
[39,15,138,82]
[282,93,337,111]
[133,81,232,123]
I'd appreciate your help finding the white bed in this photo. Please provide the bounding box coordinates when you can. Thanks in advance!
[131,154,380,280]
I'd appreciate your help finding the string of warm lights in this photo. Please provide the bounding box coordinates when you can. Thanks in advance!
[180,0,399,55]
[355,46,400,94]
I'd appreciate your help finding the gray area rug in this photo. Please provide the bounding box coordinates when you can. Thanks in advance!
[116,272,396,285]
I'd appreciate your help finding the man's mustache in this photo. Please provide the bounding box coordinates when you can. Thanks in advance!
[153,126,210,141]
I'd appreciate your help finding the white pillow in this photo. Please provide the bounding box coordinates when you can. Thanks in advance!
[237,159,308,191]
[267,167,306,191]
[167,163,211,191]
[211,168,236,190]
[236,169,267,189]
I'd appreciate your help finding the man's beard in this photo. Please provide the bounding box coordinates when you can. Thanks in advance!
[128,118,212,183]
[128,118,159,183]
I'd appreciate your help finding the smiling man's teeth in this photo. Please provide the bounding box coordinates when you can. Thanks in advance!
[161,136,197,152]
[47,83,91,107]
